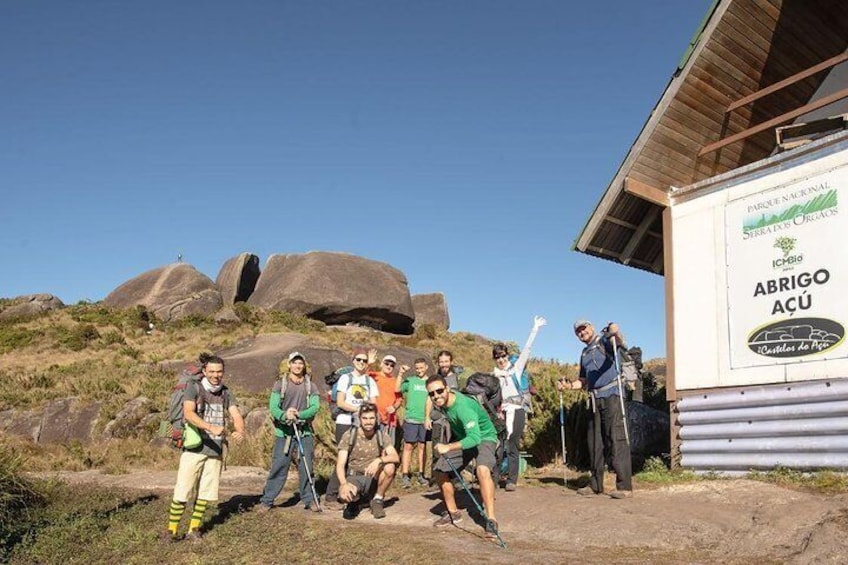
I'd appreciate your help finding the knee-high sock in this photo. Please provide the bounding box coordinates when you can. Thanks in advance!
[168,500,186,535]
[189,499,208,532]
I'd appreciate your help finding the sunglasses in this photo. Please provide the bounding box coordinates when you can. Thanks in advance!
[383,361,396,367]
[354,357,368,363]
[493,354,508,360]
[575,326,588,333]
[428,388,446,397]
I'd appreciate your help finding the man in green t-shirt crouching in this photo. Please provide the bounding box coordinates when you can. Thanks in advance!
[426,374,500,540]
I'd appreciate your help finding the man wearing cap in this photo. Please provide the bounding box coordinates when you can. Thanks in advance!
[558,320,632,499]
[323,348,380,511]
[256,351,321,512]
[367,353,402,445]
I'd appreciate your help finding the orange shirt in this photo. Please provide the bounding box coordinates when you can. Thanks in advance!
[368,370,400,425]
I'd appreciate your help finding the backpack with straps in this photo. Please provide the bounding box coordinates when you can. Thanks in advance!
[461,372,505,440]
[273,373,313,430]
[162,356,207,448]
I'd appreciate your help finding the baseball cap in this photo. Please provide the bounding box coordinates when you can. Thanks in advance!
[382,355,397,364]
[573,319,592,332]
[288,351,306,363]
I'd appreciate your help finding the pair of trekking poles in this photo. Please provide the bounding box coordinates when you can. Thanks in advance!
[287,419,323,513]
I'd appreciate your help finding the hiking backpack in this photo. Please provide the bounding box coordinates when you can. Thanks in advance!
[618,346,643,389]
[461,372,505,439]
[162,362,205,448]
[324,366,372,419]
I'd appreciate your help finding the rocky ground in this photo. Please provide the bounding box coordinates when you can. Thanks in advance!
[32,466,848,564]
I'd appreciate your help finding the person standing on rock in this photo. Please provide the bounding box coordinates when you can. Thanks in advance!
[256,351,321,513]
[367,351,402,445]
[493,315,546,492]
[336,403,399,519]
[323,348,380,511]
[558,320,632,499]
[396,358,431,488]
[427,374,501,540]
[161,355,245,543]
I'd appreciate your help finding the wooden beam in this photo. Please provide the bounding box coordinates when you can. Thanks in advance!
[621,207,661,266]
[603,214,663,240]
[726,52,848,113]
[699,86,848,157]
[624,177,669,207]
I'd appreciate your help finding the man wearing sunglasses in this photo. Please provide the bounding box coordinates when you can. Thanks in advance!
[367,353,402,445]
[426,374,500,540]
[558,320,632,499]
[323,349,380,511]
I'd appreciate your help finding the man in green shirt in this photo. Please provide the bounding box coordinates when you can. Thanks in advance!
[396,358,431,488]
[426,374,500,540]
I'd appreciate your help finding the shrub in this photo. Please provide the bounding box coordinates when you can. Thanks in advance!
[233,302,258,324]
[0,450,42,559]
[0,326,42,354]
[57,323,101,351]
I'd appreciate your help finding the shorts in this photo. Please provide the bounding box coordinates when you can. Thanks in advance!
[403,422,429,444]
[433,440,498,474]
[344,472,377,501]
[173,451,223,502]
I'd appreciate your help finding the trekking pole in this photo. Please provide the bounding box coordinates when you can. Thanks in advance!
[559,391,567,484]
[291,420,323,512]
[443,455,506,549]
[610,332,631,446]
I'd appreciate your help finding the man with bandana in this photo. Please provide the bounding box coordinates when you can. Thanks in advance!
[160,355,245,543]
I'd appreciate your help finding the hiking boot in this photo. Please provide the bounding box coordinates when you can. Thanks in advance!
[485,519,500,540]
[609,490,633,499]
[369,498,386,519]
[416,474,429,486]
[254,503,272,513]
[576,486,599,496]
[158,530,178,544]
[322,498,344,512]
[342,503,361,520]
[504,482,517,492]
[184,530,203,543]
[433,510,463,527]
[401,475,412,489]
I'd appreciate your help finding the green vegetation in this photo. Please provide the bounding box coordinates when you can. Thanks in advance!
[747,466,848,494]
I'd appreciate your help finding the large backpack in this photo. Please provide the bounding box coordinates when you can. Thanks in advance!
[461,372,505,439]
[618,346,643,389]
[324,366,372,419]
[162,362,205,448]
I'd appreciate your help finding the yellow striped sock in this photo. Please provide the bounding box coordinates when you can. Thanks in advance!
[188,499,208,532]
[168,500,186,535]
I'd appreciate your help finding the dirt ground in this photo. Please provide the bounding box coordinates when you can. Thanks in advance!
[35,466,848,564]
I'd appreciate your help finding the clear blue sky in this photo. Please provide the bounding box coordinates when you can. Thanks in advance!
[1,1,713,363]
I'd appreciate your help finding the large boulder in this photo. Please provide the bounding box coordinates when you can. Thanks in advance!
[216,252,261,305]
[247,252,415,334]
[0,293,65,321]
[38,398,102,444]
[412,292,450,330]
[103,263,223,322]
[0,408,43,441]
[215,333,309,394]
[102,397,155,439]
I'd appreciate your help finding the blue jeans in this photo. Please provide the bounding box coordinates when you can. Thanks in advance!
[260,433,316,507]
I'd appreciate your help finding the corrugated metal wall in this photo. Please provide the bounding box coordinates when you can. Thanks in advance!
[677,379,848,472]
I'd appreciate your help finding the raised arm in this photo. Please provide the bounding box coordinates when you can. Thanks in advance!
[512,315,547,377]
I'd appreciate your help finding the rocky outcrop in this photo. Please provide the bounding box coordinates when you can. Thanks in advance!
[0,293,65,321]
[103,263,223,322]
[244,408,271,436]
[216,252,261,304]
[0,408,43,441]
[102,397,155,439]
[412,292,450,330]
[247,252,415,334]
[39,398,102,444]
[214,307,241,324]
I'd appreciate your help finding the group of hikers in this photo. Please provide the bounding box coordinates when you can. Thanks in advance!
[160,315,634,545]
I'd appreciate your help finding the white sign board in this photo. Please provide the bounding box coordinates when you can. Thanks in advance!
[725,168,847,368]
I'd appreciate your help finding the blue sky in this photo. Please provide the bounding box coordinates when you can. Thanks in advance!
[1,1,713,363]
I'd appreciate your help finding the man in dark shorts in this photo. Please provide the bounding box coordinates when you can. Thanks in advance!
[426,375,500,539]
[335,403,400,519]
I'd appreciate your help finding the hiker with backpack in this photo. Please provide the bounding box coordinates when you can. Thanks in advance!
[335,402,399,519]
[256,351,321,513]
[493,315,546,492]
[161,355,245,543]
[559,320,633,499]
[396,358,431,488]
[424,350,461,489]
[426,374,501,541]
[323,349,380,511]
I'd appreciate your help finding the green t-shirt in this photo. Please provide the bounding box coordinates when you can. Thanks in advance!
[400,375,428,423]
[444,392,499,450]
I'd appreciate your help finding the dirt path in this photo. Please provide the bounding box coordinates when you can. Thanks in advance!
[33,467,848,564]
